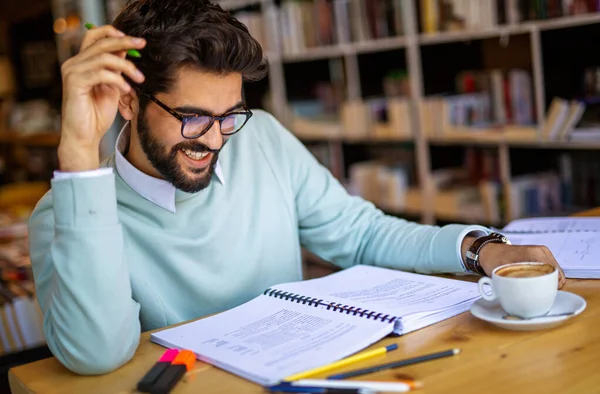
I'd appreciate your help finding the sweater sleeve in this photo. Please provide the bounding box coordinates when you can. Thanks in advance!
[28,172,141,375]
[261,113,490,274]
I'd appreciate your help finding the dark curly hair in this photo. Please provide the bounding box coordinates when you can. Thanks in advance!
[112,0,268,98]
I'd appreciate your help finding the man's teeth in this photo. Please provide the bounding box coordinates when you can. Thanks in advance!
[182,148,209,160]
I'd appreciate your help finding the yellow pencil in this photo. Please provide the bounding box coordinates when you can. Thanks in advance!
[283,343,398,382]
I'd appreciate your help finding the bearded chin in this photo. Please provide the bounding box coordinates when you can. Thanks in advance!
[136,111,218,193]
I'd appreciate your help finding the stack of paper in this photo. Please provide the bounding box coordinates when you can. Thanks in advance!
[499,217,600,279]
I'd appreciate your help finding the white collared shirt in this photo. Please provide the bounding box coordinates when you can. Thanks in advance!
[53,122,225,213]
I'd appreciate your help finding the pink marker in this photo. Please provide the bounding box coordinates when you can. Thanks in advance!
[137,349,179,392]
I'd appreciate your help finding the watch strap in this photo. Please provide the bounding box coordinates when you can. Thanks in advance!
[465,232,511,275]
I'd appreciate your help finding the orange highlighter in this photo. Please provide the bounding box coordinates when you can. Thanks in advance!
[150,349,196,394]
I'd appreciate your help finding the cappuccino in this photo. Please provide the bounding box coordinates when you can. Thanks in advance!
[478,262,559,318]
[496,263,555,278]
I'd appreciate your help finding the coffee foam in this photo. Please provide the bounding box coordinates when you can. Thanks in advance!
[496,263,555,279]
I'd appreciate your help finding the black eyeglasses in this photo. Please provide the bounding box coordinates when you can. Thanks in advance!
[135,88,253,139]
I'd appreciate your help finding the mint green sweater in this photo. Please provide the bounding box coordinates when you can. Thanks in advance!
[28,110,488,375]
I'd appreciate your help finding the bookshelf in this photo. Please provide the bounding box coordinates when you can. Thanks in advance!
[221,0,600,227]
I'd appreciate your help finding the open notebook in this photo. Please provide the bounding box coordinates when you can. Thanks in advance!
[498,217,600,279]
[150,265,479,386]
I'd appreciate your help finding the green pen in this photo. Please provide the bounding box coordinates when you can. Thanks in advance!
[85,23,142,58]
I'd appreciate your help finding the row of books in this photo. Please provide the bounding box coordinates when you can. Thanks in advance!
[311,148,592,225]
[431,166,575,224]
[420,69,536,137]
[478,152,597,223]
[346,159,500,224]
[278,0,405,55]
[288,90,593,144]
[420,0,600,34]
[289,97,413,140]
[504,0,600,23]
[426,149,552,224]
[229,1,600,56]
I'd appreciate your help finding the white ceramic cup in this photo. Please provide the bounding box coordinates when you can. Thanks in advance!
[477,262,558,318]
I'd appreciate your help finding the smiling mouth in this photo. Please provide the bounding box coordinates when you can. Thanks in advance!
[181,148,210,161]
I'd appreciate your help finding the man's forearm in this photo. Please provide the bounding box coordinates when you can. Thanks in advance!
[28,174,140,374]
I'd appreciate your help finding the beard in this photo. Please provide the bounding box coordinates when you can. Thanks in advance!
[136,109,222,193]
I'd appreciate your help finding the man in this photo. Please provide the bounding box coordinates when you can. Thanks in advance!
[28,0,565,376]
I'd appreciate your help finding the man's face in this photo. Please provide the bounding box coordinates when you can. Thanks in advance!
[134,67,243,193]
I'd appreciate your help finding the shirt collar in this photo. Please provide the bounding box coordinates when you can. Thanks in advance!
[114,122,225,213]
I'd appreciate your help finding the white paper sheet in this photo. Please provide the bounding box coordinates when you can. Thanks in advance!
[151,294,393,386]
[508,231,600,275]
[273,265,480,318]
[501,217,600,233]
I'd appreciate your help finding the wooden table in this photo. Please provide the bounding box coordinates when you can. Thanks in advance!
[9,212,600,394]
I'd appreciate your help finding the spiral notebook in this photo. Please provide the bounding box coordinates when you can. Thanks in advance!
[497,217,600,279]
[150,265,479,386]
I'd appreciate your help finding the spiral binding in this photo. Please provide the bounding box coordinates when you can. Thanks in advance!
[263,288,322,307]
[264,288,398,323]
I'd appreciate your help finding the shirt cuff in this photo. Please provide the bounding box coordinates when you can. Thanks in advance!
[53,168,113,180]
[456,225,492,273]
[51,171,118,227]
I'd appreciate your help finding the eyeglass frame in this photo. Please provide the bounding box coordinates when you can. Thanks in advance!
[134,87,253,139]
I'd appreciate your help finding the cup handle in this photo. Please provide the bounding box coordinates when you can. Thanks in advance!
[478,277,497,301]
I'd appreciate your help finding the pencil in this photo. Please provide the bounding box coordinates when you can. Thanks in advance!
[283,344,398,382]
[327,348,461,380]
[291,379,412,393]
[84,23,142,58]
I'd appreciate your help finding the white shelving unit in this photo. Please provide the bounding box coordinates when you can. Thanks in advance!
[232,0,600,227]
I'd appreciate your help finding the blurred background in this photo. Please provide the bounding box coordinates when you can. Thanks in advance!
[2,0,600,391]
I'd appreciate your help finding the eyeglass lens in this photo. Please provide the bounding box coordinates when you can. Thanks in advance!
[183,114,247,138]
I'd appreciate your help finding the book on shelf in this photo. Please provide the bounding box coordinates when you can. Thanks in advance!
[420,0,499,34]
[497,216,600,278]
[150,265,480,386]
[234,10,269,51]
[569,127,600,141]
[346,159,418,213]
[542,98,586,141]
[568,152,600,208]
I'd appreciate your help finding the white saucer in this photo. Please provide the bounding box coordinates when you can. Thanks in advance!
[470,290,587,331]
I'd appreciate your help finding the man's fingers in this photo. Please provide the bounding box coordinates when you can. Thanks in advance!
[80,25,125,52]
[540,246,567,288]
[78,36,146,62]
[70,53,145,84]
[79,69,132,95]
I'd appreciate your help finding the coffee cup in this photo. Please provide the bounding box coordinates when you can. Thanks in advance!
[477,262,558,318]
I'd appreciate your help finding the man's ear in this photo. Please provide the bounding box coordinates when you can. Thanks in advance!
[118,89,138,121]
